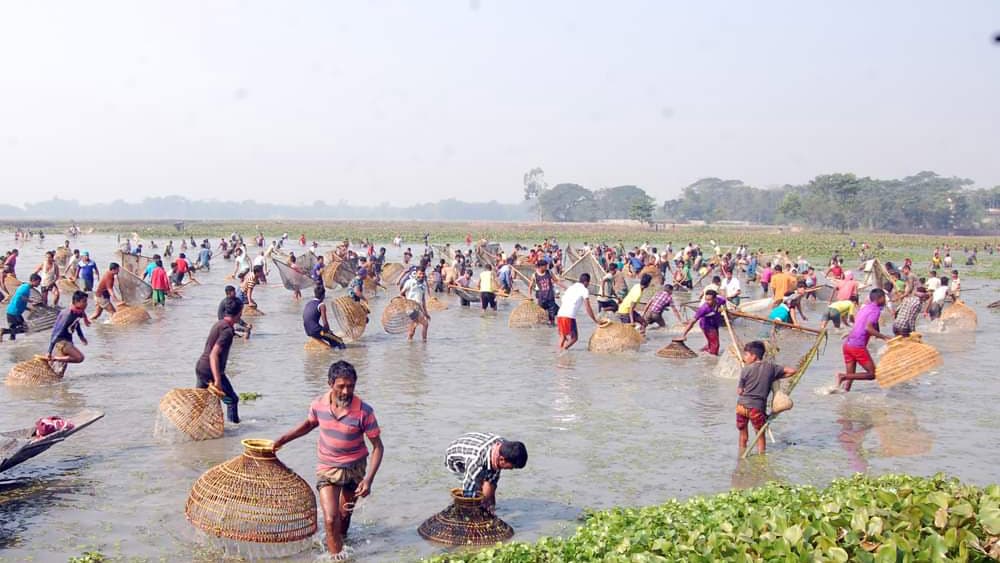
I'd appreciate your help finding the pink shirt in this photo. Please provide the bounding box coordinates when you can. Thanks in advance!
[308,394,380,471]
[834,279,858,301]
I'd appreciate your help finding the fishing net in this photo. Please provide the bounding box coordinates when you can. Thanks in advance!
[110,304,151,325]
[185,439,317,558]
[451,286,481,303]
[321,259,354,289]
[738,298,773,314]
[862,258,892,292]
[657,339,698,359]
[561,252,607,295]
[118,268,153,304]
[330,296,369,341]
[588,322,643,353]
[939,300,977,331]
[296,252,317,272]
[426,296,448,312]
[875,333,942,389]
[381,297,423,334]
[54,247,70,267]
[513,264,536,285]
[5,357,63,386]
[418,489,514,546]
[117,251,153,276]
[154,388,224,442]
[271,260,314,292]
[507,300,550,328]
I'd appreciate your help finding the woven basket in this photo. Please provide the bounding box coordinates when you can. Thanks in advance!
[507,300,550,328]
[875,333,942,389]
[381,297,423,334]
[380,263,405,285]
[656,339,698,359]
[185,439,317,557]
[330,296,369,341]
[418,489,514,546]
[154,388,224,441]
[940,300,977,331]
[241,305,264,317]
[57,278,80,294]
[771,389,793,414]
[5,357,63,386]
[588,323,643,353]
[426,295,449,312]
[303,338,335,352]
[110,304,151,325]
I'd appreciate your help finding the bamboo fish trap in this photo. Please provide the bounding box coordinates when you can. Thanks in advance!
[5,357,63,386]
[110,304,151,325]
[57,278,80,294]
[380,263,405,285]
[875,333,942,389]
[507,300,550,328]
[418,489,514,546]
[588,322,643,353]
[154,388,224,442]
[185,439,317,558]
[425,295,449,312]
[939,300,977,331]
[656,339,698,359]
[330,296,369,341]
[381,297,423,334]
[241,304,264,317]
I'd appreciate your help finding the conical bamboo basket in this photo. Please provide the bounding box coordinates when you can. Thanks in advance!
[940,300,977,331]
[380,263,404,285]
[5,357,63,386]
[185,439,317,558]
[588,323,643,353]
[154,388,224,441]
[110,304,151,325]
[507,300,549,328]
[656,339,698,359]
[876,333,943,389]
[426,295,448,312]
[330,296,369,341]
[418,489,514,546]
[381,297,423,334]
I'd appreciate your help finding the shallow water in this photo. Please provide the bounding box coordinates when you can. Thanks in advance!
[1,234,998,562]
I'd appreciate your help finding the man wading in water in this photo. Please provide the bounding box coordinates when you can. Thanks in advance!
[196,297,243,423]
[274,361,384,560]
[837,288,890,392]
[445,432,527,515]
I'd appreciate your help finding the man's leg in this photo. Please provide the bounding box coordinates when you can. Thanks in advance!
[319,484,346,555]
[420,317,428,341]
[218,374,240,423]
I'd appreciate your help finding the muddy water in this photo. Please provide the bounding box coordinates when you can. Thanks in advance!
[1,235,998,562]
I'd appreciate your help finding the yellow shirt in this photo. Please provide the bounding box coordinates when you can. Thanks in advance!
[829,300,856,317]
[479,271,494,292]
[617,284,643,314]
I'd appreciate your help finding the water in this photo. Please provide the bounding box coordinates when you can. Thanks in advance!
[2,234,998,562]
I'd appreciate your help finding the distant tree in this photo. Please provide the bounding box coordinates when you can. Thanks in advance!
[629,196,655,225]
[537,183,597,222]
[523,167,547,221]
[594,185,652,220]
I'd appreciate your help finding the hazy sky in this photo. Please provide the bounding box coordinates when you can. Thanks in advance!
[1,1,998,207]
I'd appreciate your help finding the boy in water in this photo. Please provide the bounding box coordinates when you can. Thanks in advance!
[48,290,90,374]
[274,361,384,559]
[2,274,41,342]
[90,263,121,321]
[737,340,795,455]
[837,288,891,391]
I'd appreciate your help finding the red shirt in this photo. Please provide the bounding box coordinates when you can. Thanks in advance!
[175,259,189,274]
[150,267,170,291]
[308,394,380,471]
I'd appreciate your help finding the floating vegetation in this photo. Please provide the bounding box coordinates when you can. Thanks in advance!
[428,474,1000,562]
[238,392,262,402]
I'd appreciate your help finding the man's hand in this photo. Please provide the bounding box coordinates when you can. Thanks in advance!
[355,478,372,498]
[80,337,89,346]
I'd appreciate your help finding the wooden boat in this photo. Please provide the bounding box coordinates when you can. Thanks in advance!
[0,409,104,474]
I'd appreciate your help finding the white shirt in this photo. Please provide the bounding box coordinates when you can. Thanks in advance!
[932,285,948,303]
[925,277,941,292]
[557,282,591,319]
[253,255,266,267]
[402,278,427,303]
[724,277,741,297]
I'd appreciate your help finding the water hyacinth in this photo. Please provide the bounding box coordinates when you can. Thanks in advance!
[429,474,1000,562]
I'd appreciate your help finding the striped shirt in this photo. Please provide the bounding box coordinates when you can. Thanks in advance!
[445,432,503,496]
[308,394,380,471]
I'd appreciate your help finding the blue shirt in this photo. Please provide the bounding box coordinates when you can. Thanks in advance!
[6,283,32,315]
[768,303,792,323]
[78,261,98,281]
[198,248,211,264]
[143,263,156,280]
[311,262,325,282]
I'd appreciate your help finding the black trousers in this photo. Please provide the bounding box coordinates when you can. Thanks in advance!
[480,292,497,310]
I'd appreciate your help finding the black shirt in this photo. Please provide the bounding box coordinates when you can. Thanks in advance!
[195,319,235,375]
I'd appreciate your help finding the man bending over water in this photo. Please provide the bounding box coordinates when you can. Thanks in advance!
[445,432,527,515]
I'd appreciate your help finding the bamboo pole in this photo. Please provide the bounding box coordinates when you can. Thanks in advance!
[727,309,822,335]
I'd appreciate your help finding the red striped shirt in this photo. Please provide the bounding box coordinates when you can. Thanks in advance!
[308,394,380,471]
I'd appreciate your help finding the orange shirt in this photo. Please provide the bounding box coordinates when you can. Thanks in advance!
[770,272,796,301]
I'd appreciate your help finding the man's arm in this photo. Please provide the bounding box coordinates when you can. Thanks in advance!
[209,342,224,387]
[355,434,383,497]
[274,419,318,450]
[481,480,497,513]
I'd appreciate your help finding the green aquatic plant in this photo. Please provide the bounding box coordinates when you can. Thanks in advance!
[428,474,1000,562]
[68,551,107,563]
[238,392,262,402]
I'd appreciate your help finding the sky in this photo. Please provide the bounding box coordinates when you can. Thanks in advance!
[1,1,998,207]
